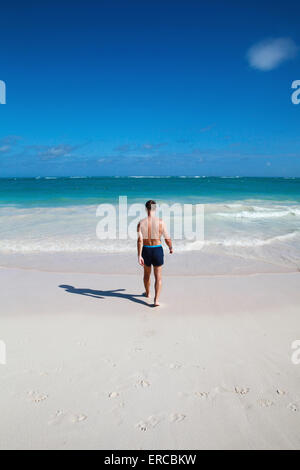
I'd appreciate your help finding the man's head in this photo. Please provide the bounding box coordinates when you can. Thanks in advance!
[145,200,156,213]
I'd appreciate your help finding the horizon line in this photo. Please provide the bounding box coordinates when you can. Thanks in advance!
[0,175,299,179]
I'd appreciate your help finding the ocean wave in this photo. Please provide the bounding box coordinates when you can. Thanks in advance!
[0,239,136,254]
[0,231,297,254]
[211,232,298,247]
[128,176,172,178]
[185,231,298,249]
[216,208,300,219]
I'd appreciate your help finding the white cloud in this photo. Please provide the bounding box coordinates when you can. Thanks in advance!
[37,144,76,160]
[247,37,298,71]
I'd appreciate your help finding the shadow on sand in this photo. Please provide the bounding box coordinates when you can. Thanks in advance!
[59,285,151,307]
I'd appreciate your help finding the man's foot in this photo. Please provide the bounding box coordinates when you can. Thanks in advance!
[143,291,150,298]
[153,298,160,307]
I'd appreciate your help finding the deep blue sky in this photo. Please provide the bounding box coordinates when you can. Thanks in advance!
[0,0,300,176]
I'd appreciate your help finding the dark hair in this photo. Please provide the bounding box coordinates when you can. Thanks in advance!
[145,200,156,211]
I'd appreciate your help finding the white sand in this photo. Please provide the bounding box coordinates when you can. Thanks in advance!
[1,264,300,450]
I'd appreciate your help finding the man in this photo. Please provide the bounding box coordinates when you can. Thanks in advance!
[137,200,173,307]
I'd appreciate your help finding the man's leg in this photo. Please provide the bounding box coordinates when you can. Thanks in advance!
[153,266,162,306]
[143,265,151,298]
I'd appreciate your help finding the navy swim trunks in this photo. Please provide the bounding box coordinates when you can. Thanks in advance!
[142,245,164,267]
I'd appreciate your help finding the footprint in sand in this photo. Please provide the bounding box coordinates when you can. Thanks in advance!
[169,363,182,370]
[235,387,250,396]
[48,410,87,425]
[136,422,148,432]
[137,379,150,388]
[28,391,48,404]
[136,415,161,432]
[287,403,298,412]
[258,399,274,408]
[276,389,286,396]
[195,391,209,399]
[70,414,87,423]
[170,413,186,423]
[103,358,117,368]
[108,391,119,399]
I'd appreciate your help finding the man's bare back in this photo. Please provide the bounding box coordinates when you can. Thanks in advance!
[137,200,173,307]
[138,215,168,246]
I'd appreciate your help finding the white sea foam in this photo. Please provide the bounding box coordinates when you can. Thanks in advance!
[0,239,136,253]
[0,231,297,254]
[181,231,298,250]
[216,207,300,219]
[211,231,298,247]
[0,201,299,273]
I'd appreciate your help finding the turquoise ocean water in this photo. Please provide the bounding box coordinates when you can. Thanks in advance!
[1,177,300,270]
[1,176,300,207]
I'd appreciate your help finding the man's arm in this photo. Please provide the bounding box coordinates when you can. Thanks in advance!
[162,220,173,254]
[137,222,144,265]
